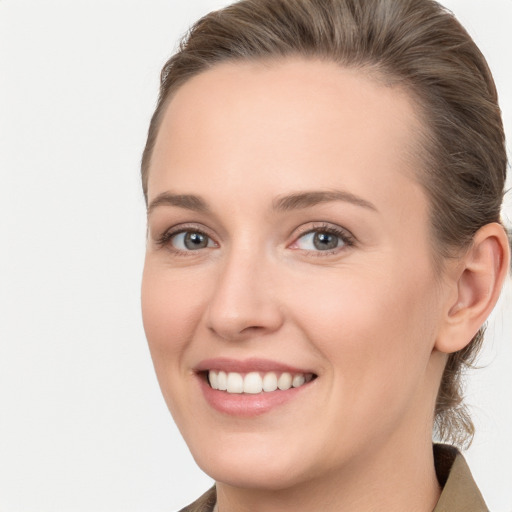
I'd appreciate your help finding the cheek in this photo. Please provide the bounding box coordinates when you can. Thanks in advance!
[292,269,440,461]
[141,261,209,366]
[288,262,439,400]
[141,260,215,427]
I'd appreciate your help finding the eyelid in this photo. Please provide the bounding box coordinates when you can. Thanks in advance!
[288,222,356,253]
[154,223,219,251]
[151,221,355,256]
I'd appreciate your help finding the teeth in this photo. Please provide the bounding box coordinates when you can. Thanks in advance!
[209,370,218,390]
[243,372,263,394]
[217,371,227,391]
[208,370,312,394]
[262,372,278,392]
[277,372,292,390]
[292,374,305,388]
[226,372,244,393]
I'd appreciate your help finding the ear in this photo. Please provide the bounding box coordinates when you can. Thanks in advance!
[435,222,510,354]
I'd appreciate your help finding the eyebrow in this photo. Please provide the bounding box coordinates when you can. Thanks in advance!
[273,190,377,212]
[147,189,377,215]
[147,192,210,215]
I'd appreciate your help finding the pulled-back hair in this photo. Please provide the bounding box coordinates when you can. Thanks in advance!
[141,0,507,447]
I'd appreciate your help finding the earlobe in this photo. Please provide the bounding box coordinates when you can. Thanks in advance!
[435,222,510,354]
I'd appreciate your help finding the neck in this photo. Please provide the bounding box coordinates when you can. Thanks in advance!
[215,435,441,512]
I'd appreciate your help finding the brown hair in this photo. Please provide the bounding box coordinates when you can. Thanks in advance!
[141,0,507,447]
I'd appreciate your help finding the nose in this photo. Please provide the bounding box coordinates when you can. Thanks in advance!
[205,248,284,342]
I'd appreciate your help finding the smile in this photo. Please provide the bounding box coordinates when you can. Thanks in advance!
[208,370,315,394]
[195,358,318,416]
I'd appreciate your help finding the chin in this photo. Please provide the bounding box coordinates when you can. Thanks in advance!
[200,459,307,491]
[190,436,313,491]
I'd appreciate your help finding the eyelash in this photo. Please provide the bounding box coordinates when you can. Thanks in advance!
[155,225,216,256]
[155,222,355,256]
[291,223,355,256]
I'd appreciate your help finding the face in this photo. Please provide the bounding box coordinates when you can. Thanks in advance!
[142,59,447,490]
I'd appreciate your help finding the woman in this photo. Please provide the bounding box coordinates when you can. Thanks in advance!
[140,0,510,510]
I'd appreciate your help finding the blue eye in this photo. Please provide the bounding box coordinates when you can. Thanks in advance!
[169,231,216,251]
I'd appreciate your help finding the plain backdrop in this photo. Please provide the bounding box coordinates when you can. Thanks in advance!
[0,1,511,511]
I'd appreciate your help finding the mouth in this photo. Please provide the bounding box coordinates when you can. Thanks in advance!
[205,370,316,394]
[194,358,318,416]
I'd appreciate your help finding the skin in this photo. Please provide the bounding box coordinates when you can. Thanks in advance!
[141,59,509,511]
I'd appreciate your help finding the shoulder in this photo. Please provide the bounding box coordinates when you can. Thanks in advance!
[433,444,488,512]
[178,486,216,512]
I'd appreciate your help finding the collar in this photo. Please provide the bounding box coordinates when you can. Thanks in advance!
[181,444,488,511]
[433,444,488,511]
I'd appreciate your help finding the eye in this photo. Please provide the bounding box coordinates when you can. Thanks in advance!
[291,225,354,253]
[295,231,342,251]
[167,230,216,251]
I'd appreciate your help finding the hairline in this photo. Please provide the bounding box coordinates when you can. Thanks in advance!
[142,55,451,273]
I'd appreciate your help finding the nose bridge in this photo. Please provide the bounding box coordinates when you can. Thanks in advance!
[206,239,282,341]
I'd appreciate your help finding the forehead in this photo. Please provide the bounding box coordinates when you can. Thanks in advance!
[148,58,426,214]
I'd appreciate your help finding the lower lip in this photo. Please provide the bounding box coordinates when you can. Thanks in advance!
[198,375,313,417]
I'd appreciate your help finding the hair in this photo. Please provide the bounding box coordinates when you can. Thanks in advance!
[141,0,507,448]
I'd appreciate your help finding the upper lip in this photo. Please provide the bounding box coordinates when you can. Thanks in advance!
[194,357,315,374]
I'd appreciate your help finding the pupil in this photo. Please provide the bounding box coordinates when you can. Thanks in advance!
[184,232,207,249]
[313,232,338,250]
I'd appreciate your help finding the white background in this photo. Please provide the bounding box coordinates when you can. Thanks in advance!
[0,1,511,511]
